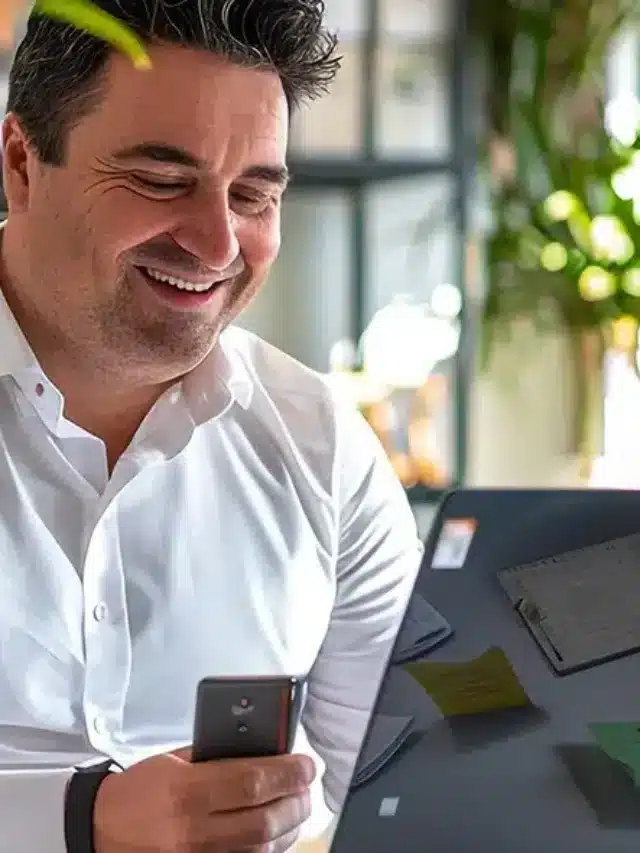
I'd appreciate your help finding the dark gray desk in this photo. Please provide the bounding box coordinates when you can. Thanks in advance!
[333,488,640,853]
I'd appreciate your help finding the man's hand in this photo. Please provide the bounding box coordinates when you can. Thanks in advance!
[93,746,316,852]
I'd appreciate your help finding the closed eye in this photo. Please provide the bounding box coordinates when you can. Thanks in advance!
[129,174,192,194]
[230,192,274,215]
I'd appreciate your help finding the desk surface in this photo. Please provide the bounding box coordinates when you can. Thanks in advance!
[332,489,640,853]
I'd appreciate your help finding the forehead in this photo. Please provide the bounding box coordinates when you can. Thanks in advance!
[70,44,289,171]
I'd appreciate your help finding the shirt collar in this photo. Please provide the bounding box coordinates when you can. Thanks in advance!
[183,327,254,414]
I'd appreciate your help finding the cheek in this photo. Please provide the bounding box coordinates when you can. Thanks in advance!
[239,211,281,272]
[88,191,177,259]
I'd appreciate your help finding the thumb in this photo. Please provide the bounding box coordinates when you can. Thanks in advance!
[170,745,193,763]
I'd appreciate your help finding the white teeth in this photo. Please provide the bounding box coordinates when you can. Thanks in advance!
[142,267,214,292]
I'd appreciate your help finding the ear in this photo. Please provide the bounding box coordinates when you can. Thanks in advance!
[2,112,31,213]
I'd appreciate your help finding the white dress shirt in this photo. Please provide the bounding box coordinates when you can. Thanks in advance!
[0,284,423,852]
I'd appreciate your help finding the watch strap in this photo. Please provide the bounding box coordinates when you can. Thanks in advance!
[64,760,113,853]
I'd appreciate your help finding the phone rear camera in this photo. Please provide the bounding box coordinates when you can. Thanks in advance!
[237,723,248,734]
[231,700,254,717]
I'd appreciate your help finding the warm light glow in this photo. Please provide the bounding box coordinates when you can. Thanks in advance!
[578,266,616,301]
[591,350,640,488]
[611,315,638,352]
[328,338,357,372]
[361,296,460,389]
[431,283,462,318]
[326,370,387,409]
[543,190,579,221]
[539,242,568,272]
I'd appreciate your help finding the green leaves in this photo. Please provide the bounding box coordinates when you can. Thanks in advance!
[33,0,151,68]
[476,0,640,347]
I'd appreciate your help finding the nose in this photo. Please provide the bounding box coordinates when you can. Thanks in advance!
[172,190,240,271]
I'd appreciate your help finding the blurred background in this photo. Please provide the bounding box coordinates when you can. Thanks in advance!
[240,0,640,537]
[5,0,640,537]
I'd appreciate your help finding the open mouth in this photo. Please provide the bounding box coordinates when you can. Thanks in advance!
[135,265,219,293]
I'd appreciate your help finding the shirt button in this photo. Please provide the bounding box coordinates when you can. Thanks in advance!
[92,603,107,622]
[35,382,45,397]
[92,716,107,735]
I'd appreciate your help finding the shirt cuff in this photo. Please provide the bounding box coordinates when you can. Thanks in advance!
[0,765,75,853]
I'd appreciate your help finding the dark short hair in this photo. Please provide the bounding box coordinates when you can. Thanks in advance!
[7,0,340,165]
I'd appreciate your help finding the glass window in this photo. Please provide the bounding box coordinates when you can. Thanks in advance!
[289,41,364,157]
[374,42,450,158]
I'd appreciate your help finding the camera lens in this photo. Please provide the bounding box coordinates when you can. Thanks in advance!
[237,723,248,734]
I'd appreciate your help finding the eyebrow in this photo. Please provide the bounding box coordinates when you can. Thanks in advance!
[110,142,290,188]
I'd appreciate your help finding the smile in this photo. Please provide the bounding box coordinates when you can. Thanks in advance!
[139,265,219,293]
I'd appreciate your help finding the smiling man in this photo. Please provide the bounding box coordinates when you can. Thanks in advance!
[0,2,423,852]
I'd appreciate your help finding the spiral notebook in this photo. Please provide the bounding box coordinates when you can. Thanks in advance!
[497,532,640,675]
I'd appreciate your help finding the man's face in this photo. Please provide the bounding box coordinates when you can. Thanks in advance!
[2,44,289,379]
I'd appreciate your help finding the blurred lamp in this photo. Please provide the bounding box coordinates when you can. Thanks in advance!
[328,338,357,373]
[430,282,462,318]
[360,294,460,389]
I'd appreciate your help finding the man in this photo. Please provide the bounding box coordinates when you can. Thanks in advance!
[0,1,423,851]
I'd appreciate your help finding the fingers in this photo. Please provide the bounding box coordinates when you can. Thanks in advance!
[259,826,302,853]
[162,749,315,850]
[172,745,193,762]
[206,789,311,849]
[202,827,301,853]
[184,753,316,813]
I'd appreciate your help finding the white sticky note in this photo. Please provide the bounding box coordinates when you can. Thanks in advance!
[431,518,477,569]
[378,797,400,817]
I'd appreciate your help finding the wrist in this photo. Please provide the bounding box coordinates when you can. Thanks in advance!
[92,770,120,853]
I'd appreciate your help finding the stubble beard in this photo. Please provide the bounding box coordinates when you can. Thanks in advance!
[94,267,250,376]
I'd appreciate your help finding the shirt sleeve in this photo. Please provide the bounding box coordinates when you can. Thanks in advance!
[301,403,424,817]
[0,765,74,852]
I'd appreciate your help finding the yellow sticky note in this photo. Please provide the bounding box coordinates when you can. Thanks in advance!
[404,646,531,718]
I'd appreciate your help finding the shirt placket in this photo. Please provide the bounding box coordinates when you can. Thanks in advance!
[81,503,132,753]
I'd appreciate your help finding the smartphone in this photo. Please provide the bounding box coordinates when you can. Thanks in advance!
[191,675,304,762]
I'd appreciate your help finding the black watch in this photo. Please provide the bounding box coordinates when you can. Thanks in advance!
[64,760,114,853]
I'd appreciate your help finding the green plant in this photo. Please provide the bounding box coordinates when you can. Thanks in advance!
[6,0,149,67]
[474,0,640,362]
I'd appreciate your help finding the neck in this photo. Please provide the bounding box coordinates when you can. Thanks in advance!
[0,230,176,467]
[2,280,171,469]
[55,373,173,470]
